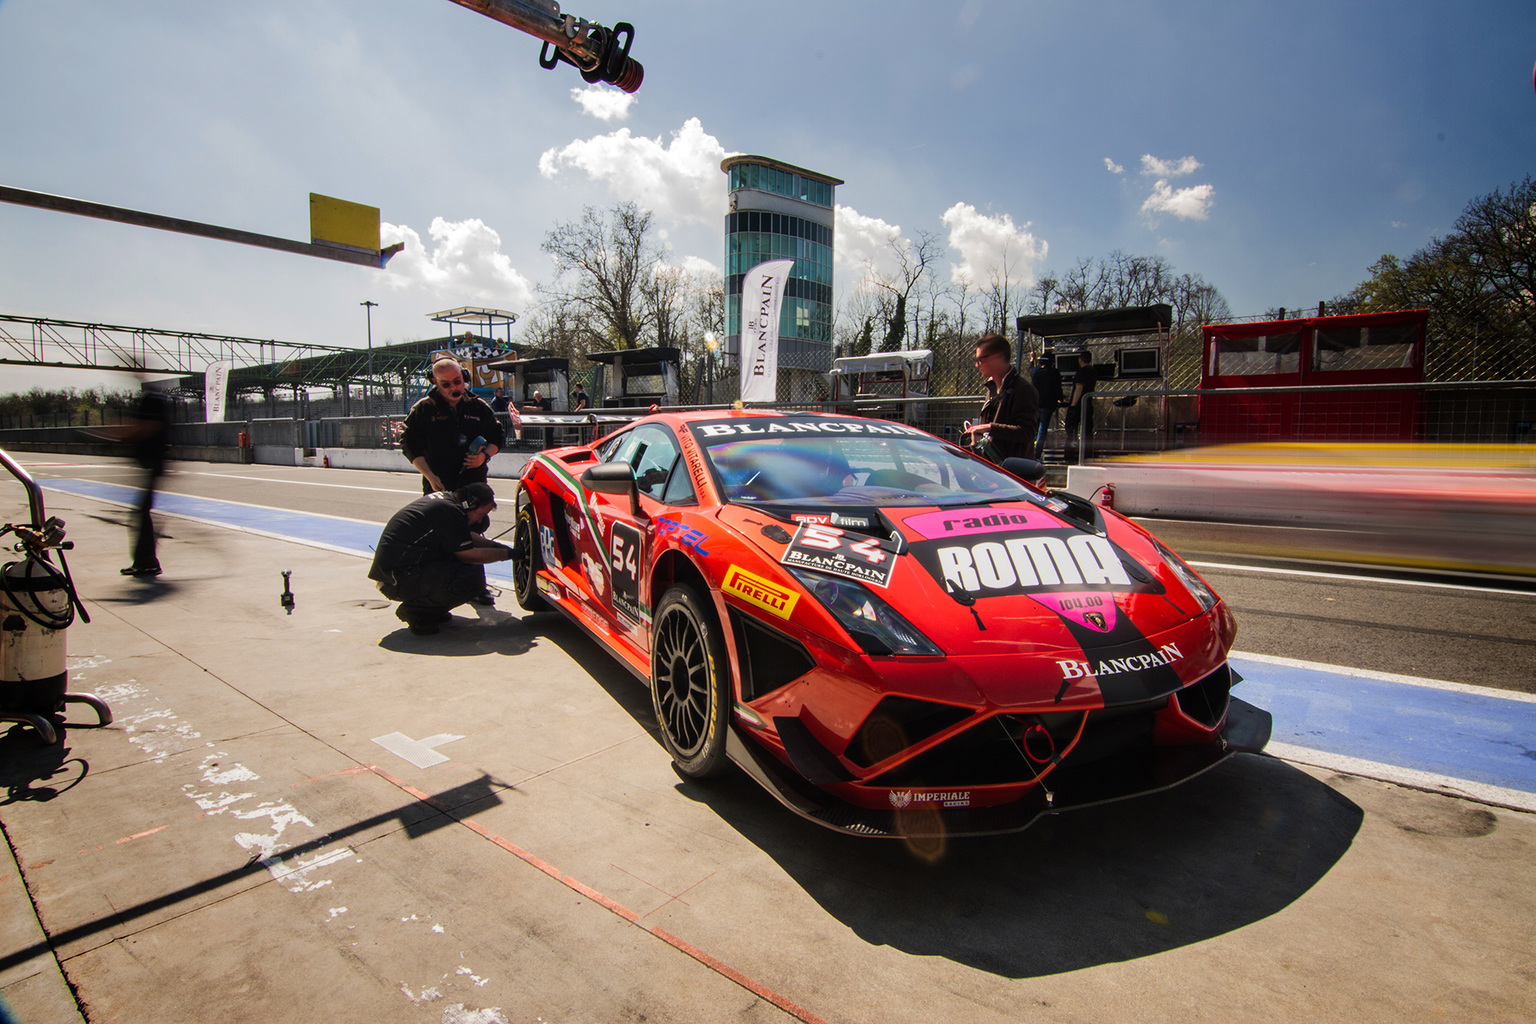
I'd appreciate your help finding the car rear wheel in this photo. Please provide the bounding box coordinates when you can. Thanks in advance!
[651,585,730,778]
[512,499,549,612]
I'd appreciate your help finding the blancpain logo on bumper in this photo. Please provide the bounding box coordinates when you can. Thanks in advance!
[888,789,972,809]
[935,534,1131,594]
[1058,642,1183,680]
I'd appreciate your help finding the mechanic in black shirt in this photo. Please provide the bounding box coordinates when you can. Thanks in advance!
[368,484,518,635]
[401,358,507,494]
[963,332,1039,464]
[1065,349,1098,462]
[1029,347,1063,461]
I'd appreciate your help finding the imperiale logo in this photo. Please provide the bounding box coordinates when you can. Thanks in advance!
[722,565,799,620]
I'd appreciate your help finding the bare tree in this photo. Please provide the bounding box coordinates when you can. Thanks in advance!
[644,261,690,350]
[870,230,941,351]
[540,202,659,350]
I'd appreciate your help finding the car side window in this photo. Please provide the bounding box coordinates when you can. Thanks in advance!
[625,425,681,501]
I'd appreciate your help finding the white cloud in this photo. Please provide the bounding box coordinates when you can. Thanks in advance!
[1104,158,1124,175]
[1140,154,1202,177]
[1140,180,1215,221]
[538,117,733,225]
[571,84,635,121]
[381,218,535,309]
[833,205,904,281]
[940,202,1047,287]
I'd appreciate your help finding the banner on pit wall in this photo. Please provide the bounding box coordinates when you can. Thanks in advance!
[205,361,231,422]
[739,259,795,405]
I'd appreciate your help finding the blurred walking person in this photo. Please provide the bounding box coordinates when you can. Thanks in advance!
[122,382,171,576]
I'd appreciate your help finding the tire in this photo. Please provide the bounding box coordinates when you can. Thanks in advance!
[512,499,549,612]
[650,585,731,778]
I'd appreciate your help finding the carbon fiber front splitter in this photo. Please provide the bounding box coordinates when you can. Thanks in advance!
[725,697,1274,839]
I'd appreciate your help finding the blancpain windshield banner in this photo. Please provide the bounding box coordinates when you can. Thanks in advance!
[205,361,231,423]
[739,258,795,405]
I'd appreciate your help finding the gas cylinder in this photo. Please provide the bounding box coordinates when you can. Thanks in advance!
[0,556,73,713]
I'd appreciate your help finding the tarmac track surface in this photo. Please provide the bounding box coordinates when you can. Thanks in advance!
[1,456,1533,1024]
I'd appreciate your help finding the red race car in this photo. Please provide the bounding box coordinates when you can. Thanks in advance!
[510,410,1270,839]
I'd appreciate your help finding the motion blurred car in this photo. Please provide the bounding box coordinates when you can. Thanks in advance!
[510,410,1270,838]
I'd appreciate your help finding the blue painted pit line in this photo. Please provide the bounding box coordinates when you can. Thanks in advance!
[1232,653,1536,811]
[41,479,1536,808]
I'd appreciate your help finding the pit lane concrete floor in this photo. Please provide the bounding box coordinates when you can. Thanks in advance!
[1,494,1533,1024]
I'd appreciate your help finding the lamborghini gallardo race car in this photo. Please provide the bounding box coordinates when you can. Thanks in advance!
[510,410,1271,838]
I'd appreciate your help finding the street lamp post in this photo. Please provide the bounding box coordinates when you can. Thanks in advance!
[704,331,718,406]
[360,300,378,416]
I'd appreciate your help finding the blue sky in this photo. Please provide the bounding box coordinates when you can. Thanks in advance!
[1,0,1532,391]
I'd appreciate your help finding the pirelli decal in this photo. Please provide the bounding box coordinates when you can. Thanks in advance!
[722,565,799,620]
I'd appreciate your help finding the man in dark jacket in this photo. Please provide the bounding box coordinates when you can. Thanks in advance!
[368,484,518,635]
[122,383,171,576]
[1029,348,1063,461]
[401,358,507,494]
[962,333,1039,464]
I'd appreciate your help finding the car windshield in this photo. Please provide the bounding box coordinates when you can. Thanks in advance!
[693,421,1033,507]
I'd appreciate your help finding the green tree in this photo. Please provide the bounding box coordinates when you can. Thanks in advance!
[1349,176,1535,379]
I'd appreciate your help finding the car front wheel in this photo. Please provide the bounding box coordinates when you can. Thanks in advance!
[650,585,730,778]
[512,499,549,612]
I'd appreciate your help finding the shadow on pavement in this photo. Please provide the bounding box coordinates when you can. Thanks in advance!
[504,614,1362,976]
[377,610,538,657]
[682,753,1362,977]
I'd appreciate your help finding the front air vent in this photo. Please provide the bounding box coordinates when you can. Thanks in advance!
[847,697,973,768]
[1174,664,1232,727]
[730,610,816,701]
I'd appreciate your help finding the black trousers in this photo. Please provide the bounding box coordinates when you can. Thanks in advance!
[377,560,486,623]
[130,461,165,570]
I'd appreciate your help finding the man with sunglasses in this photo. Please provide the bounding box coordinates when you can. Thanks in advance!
[962,332,1038,464]
[401,358,508,495]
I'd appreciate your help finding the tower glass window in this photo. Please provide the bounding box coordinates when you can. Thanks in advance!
[721,155,842,399]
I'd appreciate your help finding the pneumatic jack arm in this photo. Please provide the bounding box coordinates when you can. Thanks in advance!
[446,0,644,93]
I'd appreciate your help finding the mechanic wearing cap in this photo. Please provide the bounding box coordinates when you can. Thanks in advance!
[368,483,519,635]
[401,358,509,495]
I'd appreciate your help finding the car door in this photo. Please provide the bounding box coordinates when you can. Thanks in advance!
[586,423,684,646]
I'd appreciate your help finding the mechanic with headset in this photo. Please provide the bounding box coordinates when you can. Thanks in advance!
[401,357,510,495]
[368,483,520,635]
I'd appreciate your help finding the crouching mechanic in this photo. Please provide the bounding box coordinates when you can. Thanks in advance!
[368,483,519,635]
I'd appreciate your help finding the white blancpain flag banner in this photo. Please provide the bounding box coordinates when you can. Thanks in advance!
[205,361,231,422]
[739,258,795,405]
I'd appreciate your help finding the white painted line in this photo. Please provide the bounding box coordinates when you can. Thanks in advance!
[1192,560,1535,596]
[1231,650,1536,704]
[1265,742,1536,815]
[371,732,466,770]
[181,471,419,494]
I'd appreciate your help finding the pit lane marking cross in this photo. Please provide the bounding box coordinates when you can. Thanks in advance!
[371,731,465,769]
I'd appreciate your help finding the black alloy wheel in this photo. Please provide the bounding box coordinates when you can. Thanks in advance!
[512,500,549,612]
[650,585,730,778]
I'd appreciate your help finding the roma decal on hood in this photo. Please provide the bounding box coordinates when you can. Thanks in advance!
[910,530,1132,598]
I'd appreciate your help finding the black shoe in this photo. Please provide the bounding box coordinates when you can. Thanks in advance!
[472,589,497,607]
[121,564,162,577]
[407,620,440,636]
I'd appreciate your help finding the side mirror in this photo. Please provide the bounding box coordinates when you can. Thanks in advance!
[1001,457,1046,484]
[581,461,642,517]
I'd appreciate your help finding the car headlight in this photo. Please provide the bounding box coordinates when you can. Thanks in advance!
[1155,541,1218,612]
[788,568,943,657]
